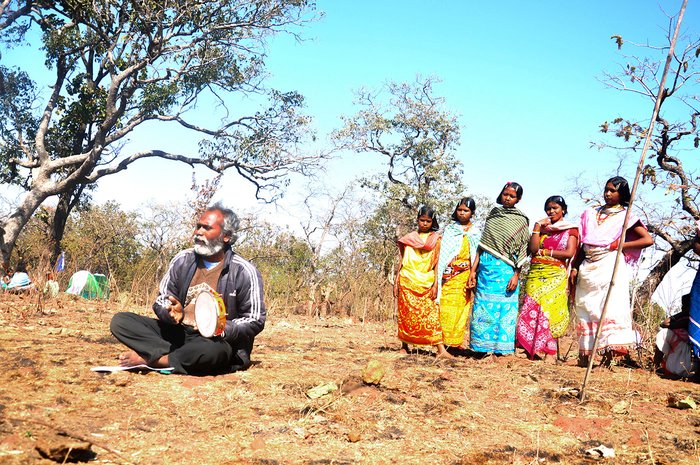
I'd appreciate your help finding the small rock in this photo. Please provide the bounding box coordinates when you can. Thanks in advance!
[584,444,615,458]
[677,397,697,410]
[306,382,338,399]
[347,431,361,442]
[35,438,94,462]
[362,360,386,385]
[250,436,265,450]
[340,377,364,394]
[668,395,697,410]
[612,400,628,414]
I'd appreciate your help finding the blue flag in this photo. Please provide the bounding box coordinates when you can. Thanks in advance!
[55,251,65,272]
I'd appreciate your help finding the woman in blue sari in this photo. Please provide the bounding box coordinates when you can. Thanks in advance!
[468,182,530,355]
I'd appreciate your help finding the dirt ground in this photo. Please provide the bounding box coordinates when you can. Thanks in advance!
[0,293,699,465]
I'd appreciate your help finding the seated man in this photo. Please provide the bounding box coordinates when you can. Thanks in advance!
[110,203,266,375]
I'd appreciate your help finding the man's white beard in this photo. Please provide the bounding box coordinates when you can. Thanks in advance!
[193,234,225,258]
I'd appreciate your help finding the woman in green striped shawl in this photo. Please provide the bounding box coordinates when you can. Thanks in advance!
[468,182,530,355]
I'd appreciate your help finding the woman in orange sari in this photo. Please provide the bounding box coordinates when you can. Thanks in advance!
[395,206,450,357]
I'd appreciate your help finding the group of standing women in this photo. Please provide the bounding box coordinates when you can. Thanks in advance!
[394,177,653,365]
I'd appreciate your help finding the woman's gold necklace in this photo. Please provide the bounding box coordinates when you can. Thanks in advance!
[596,205,623,225]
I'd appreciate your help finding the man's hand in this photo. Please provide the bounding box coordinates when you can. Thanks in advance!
[167,295,184,324]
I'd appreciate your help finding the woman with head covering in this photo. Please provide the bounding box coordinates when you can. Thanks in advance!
[468,182,530,355]
[395,206,451,357]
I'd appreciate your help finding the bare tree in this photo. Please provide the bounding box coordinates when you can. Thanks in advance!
[333,76,465,216]
[596,13,700,309]
[297,185,352,317]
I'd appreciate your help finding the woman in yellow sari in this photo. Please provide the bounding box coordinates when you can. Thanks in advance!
[395,206,450,357]
[437,198,481,349]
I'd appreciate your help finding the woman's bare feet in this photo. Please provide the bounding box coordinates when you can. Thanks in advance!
[599,351,614,369]
[436,344,454,359]
[118,350,147,367]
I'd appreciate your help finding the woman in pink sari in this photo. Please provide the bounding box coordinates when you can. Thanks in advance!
[571,177,653,367]
[517,196,578,359]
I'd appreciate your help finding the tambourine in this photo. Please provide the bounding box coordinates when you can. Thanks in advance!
[194,290,226,337]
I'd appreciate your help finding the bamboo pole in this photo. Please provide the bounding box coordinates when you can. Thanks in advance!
[579,0,688,402]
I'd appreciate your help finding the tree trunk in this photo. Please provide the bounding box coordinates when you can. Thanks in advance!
[0,190,51,266]
[49,184,88,265]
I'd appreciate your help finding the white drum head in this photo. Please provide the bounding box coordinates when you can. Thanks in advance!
[194,291,218,337]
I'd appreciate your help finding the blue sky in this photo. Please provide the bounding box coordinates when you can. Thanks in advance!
[226,1,696,222]
[3,1,697,222]
[50,1,697,223]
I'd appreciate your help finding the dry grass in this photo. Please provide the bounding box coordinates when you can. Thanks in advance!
[0,293,699,464]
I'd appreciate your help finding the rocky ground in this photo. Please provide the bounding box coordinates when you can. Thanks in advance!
[0,293,699,464]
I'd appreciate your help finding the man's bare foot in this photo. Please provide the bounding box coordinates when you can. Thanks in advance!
[118,350,147,367]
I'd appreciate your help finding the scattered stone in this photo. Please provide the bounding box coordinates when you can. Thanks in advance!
[250,436,266,450]
[385,393,407,405]
[35,437,94,462]
[108,373,131,387]
[668,395,697,410]
[612,400,628,414]
[340,376,364,394]
[584,444,615,458]
[347,431,361,442]
[677,397,697,410]
[362,360,385,385]
[306,382,338,399]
